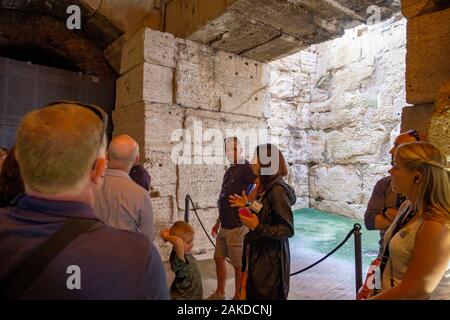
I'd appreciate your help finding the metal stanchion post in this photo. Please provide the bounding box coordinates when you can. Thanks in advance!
[184,194,190,223]
[353,223,363,297]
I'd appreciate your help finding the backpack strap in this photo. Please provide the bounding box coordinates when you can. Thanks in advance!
[0,218,100,300]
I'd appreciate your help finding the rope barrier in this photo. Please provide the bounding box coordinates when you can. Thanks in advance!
[185,194,362,281]
[290,224,361,276]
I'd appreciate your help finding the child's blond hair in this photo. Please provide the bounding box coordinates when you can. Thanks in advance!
[170,221,195,242]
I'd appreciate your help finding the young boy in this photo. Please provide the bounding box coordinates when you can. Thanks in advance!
[160,221,203,300]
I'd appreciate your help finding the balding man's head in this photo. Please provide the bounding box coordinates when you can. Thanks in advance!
[389,130,427,155]
[108,135,139,172]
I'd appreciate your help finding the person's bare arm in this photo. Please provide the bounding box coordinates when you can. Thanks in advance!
[374,208,398,231]
[160,229,186,262]
[371,220,450,299]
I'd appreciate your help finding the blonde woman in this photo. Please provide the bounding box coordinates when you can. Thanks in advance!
[371,141,450,299]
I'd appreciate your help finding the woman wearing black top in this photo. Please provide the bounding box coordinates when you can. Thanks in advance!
[230,144,296,300]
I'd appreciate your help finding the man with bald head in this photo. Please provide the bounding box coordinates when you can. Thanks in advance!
[93,135,155,242]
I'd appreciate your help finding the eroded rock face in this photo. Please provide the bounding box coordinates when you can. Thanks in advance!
[269,15,408,219]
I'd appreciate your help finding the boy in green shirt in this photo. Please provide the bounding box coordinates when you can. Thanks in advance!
[161,221,203,300]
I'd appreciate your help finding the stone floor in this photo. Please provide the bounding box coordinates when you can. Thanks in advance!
[164,248,357,300]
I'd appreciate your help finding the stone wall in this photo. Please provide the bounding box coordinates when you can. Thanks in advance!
[111,28,269,259]
[269,14,408,219]
[401,3,450,158]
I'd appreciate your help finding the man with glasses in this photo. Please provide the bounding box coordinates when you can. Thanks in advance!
[364,129,426,251]
[0,102,169,299]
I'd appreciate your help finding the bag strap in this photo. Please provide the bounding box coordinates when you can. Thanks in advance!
[0,218,100,300]
[379,205,415,280]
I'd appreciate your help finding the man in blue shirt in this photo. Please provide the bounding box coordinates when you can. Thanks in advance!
[208,137,256,300]
[0,102,169,300]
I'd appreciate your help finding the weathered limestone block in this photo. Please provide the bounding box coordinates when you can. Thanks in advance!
[242,34,307,63]
[116,62,173,108]
[372,49,409,123]
[270,51,303,73]
[307,131,327,163]
[299,50,318,74]
[150,184,177,200]
[281,130,308,164]
[406,7,450,104]
[174,39,218,111]
[401,104,435,134]
[144,103,184,153]
[316,34,362,72]
[429,82,450,157]
[287,164,309,197]
[230,0,342,44]
[309,164,365,218]
[120,28,176,75]
[326,125,387,164]
[268,100,299,128]
[435,81,450,114]
[310,91,373,130]
[176,164,226,210]
[214,50,270,118]
[112,103,145,150]
[310,199,365,219]
[188,208,218,255]
[309,164,362,204]
[144,151,177,187]
[297,104,311,130]
[429,108,450,158]
[361,16,406,59]
[188,10,279,55]
[269,69,298,100]
[333,62,377,92]
[113,102,184,155]
[183,107,268,161]
[152,196,179,226]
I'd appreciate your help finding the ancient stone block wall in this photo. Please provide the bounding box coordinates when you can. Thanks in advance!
[269,14,408,219]
[112,28,269,259]
[401,2,450,159]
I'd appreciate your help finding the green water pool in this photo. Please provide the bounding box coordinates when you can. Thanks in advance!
[291,208,380,270]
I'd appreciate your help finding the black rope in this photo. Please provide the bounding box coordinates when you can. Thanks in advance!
[290,224,360,276]
[186,194,361,277]
[187,195,217,248]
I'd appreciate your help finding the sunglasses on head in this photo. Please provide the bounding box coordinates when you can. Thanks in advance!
[406,129,420,142]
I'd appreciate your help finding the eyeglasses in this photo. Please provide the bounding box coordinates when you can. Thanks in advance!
[406,129,420,142]
[45,100,108,150]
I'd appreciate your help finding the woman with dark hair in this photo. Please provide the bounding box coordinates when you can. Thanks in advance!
[0,146,24,208]
[229,143,296,300]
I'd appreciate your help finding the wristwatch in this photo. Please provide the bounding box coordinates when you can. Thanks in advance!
[245,201,252,207]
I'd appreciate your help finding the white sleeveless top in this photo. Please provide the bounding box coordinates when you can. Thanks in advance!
[381,204,450,299]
